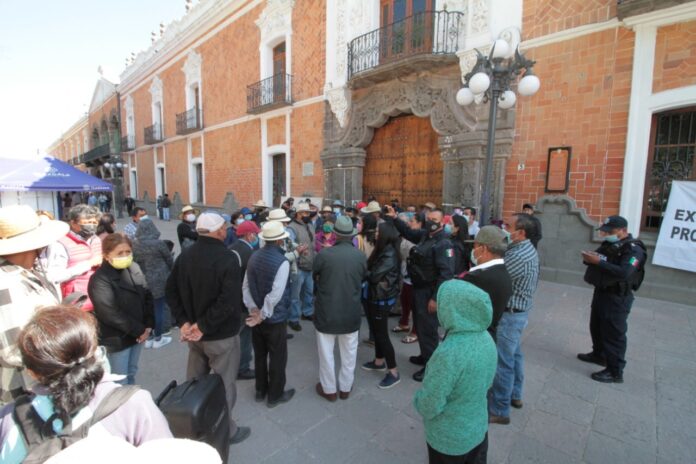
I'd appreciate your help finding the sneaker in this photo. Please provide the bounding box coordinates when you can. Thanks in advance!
[378,372,401,389]
[151,336,172,349]
[144,339,154,349]
[362,361,387,372]
[161,329,173,337]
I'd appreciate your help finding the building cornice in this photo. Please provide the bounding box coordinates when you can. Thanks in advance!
[622,1,696,27]
[521,18,621,50]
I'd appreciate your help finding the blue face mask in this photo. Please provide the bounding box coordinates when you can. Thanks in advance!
[470,248,478,266]
[444,224,453,236]
[604,234,620,243]
[250,236,259,248]
[235,218,245,225]
[244,214,253,221]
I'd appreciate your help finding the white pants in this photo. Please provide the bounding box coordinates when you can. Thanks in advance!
[316,330,359,394]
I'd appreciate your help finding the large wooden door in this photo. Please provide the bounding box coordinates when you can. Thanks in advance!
[363,114,442,207]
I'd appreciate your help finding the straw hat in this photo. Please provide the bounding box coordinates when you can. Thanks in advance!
[267,208,291,223]
[180,205,199,219]
[295,202,310,213]
[261,221,289,241]
[0,205,69,255]
[253,199,268,208]
[321,205,333,213]
[360,201,381,214]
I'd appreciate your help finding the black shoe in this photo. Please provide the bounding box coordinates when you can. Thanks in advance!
[511,399,523,409]
[229,426,251,444]
[267,388,296,408]
[409,355,426,366]
[591,369,623,383]
[255,391,266,402]
[288,321,302,332]
[413,368,425,382]
[237,369,255,380]
[489,414,510,425]
[577,352,607,366]
[301,314,314,321]
[286,333,295,340]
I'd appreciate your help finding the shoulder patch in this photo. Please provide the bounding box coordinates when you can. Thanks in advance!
[445,248,454,258]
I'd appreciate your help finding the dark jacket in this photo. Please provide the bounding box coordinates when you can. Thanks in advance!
[313,240,367,334]
[88,261,154,353]
[451,233,472,277]
[229,240,255,313]
[367,244,401,302]
[528,215,542,248]
[246,244,291,325]
[132,219,173,299]
[165,236,243,340]
[177,221,198,248]
[462,262,513,338]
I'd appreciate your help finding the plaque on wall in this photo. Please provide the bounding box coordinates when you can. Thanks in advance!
[545,147,571,193]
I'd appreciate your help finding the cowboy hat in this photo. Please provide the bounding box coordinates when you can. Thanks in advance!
[267,208,291,223]
[253,199,268,208]
[360,200,381,214]
[334,216,358,237]
[0,205,69,255]
[261,221,289,241]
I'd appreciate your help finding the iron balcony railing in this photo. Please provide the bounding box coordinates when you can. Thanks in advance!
[247,73,293,114]
[82,143,111,164]
[121,135,135,151]
[144,123,163,145]
[348,10,465,80]
[176,107,202,135]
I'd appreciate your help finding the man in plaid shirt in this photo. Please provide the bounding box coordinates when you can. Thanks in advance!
[489,213,539,425]
[0,205,67,404]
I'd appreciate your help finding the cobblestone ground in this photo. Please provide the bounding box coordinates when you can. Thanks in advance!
[119,217,696,464]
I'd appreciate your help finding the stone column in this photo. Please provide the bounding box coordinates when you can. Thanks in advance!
[321,146,366,206]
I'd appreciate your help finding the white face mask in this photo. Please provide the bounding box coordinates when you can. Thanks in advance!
[185,213,196,222]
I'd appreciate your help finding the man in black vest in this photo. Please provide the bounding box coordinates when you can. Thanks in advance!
[230,220,260,381]
[580,215,646,384]
[386,206,455,382]
[244,221,295,408]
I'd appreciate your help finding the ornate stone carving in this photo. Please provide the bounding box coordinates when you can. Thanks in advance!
[149,76,163,103]
[471,0,489,33]
[334,0,348,83]
[256,0,295,41]
[325,85,351,128]
[182,49,202,84]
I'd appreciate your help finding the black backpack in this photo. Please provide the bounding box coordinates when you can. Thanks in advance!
[621,239,648,291]
[12,386,139,464]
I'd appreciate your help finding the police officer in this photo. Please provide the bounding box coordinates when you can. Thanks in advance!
[386,205,454,382]
[579,215,646,383]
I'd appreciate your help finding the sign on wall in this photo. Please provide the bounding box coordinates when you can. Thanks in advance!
[652,181,696,273]
[545,147,571,193]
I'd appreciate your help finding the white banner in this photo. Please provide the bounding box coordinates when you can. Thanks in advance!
[652,181,696,273]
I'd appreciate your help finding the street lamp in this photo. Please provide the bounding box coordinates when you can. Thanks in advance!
[456,40,540,226]
[104,158,128,219]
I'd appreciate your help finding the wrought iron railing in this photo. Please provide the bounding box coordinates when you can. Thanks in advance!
[82,143,111,164]
[348,10,465,79]
[247,73,293,114]
[121,135,135,151]
[144,123,163,145]
[176,107,202,135]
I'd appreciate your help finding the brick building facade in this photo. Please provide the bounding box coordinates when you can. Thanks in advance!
[47,0,696,303]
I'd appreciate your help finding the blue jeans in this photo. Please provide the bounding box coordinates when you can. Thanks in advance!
[107,343,144,385]
[153,297,166,338]
[489,311,528,417]
[290,269,314,322]
[162,207,170,221]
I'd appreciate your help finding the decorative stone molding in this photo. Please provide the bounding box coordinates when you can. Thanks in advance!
[535,194,600,241]
[470,0,489,33]
[149,76,163,103]
[324,85,351,128]
[256,0,295,42]
[182,50,202,85]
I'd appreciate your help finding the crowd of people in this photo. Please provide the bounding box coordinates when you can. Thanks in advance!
[0,190,646,463]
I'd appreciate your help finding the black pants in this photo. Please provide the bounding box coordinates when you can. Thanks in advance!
[362,298,375,341]
[252,322,288,402]
[367,302,397,369]
[594,290,633,375]
[413,286,439,362]
[589,291,604,357]
[427,434,488,464]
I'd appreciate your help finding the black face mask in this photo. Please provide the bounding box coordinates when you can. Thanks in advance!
[309,211,318,218]
[301,216,311,224]
[78,223,97,239]
[425,220,440,233]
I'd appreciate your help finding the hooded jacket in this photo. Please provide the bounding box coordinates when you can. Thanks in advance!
[132,219,173,299]
[413,280,497,456]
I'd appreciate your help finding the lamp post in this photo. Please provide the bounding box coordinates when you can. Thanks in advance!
[104,157,128,219]
[456,39,540,226]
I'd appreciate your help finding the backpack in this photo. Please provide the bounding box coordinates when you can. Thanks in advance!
[621,239,647,291]
[12,386,140,464]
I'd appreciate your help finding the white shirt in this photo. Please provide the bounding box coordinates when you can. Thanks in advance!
[468,220,480,238]
[242,260,290,320]
[42,235,95,285]
[469,257,505,273]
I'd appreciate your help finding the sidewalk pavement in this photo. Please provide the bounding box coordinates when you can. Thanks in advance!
[119,217,696,464]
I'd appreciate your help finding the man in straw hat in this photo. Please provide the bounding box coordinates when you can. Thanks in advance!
[166,211,251,444]
[177,205,199,249]
[312,216,367,401]
[0,204,68,404]
[244,221,296,408]
[286,202,316,331]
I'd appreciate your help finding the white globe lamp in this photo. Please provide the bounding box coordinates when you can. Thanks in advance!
[518,74,540,96]
[491,39,511,59]
[468,72,490,95]
[498,90,517,109]
[456,87,475,106]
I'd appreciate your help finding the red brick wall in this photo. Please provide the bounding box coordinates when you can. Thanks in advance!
[504,28,634,221]
[653,21,696,94]
[164,139,189,201]
[267,116,286,146]
[161,56,187,138]
[137,149,155,200]
[290,102,324,197]
[523,0,616,40]
[191,136,202,158]
[292,0,326,100]
[131,84,152,148]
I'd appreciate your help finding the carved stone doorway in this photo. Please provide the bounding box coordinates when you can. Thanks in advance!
[363,113,442,207]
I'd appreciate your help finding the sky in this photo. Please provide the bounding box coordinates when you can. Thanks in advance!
[0,0,186,159]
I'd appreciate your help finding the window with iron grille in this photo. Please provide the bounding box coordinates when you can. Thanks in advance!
[642,107,696,231]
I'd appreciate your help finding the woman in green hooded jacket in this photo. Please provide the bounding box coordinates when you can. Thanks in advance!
[413,279,497,463]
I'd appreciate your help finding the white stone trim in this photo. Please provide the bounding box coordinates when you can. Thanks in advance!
[520,18,621,50]
[182,50,203,122]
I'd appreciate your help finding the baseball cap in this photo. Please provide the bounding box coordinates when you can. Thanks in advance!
[597,215,628,232]
[196,212,228,233]
[474,226,509,250]
[236,220,260,236]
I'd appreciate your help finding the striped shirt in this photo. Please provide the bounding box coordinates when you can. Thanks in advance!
[504,239,539,312]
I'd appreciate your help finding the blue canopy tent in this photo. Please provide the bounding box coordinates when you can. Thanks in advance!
[0,156,112,218]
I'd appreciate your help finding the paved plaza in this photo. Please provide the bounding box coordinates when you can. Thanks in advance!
[120,217,696,464]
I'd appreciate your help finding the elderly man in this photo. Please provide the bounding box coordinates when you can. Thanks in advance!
[123,207,147,240]
[44,204,102,311]
[312,216,367,401]
[0,205,67,404]
[489,214,539,425]
[286,202,316,331]
[244,221,296,408]
[165,211,250,444]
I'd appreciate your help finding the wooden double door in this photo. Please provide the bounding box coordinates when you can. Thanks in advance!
[380,0,435,61]
[363,114,442,208]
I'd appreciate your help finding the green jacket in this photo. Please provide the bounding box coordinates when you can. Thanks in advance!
[413,280,497,456]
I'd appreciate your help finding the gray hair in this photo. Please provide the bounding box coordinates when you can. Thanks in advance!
[68,204,100,222]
